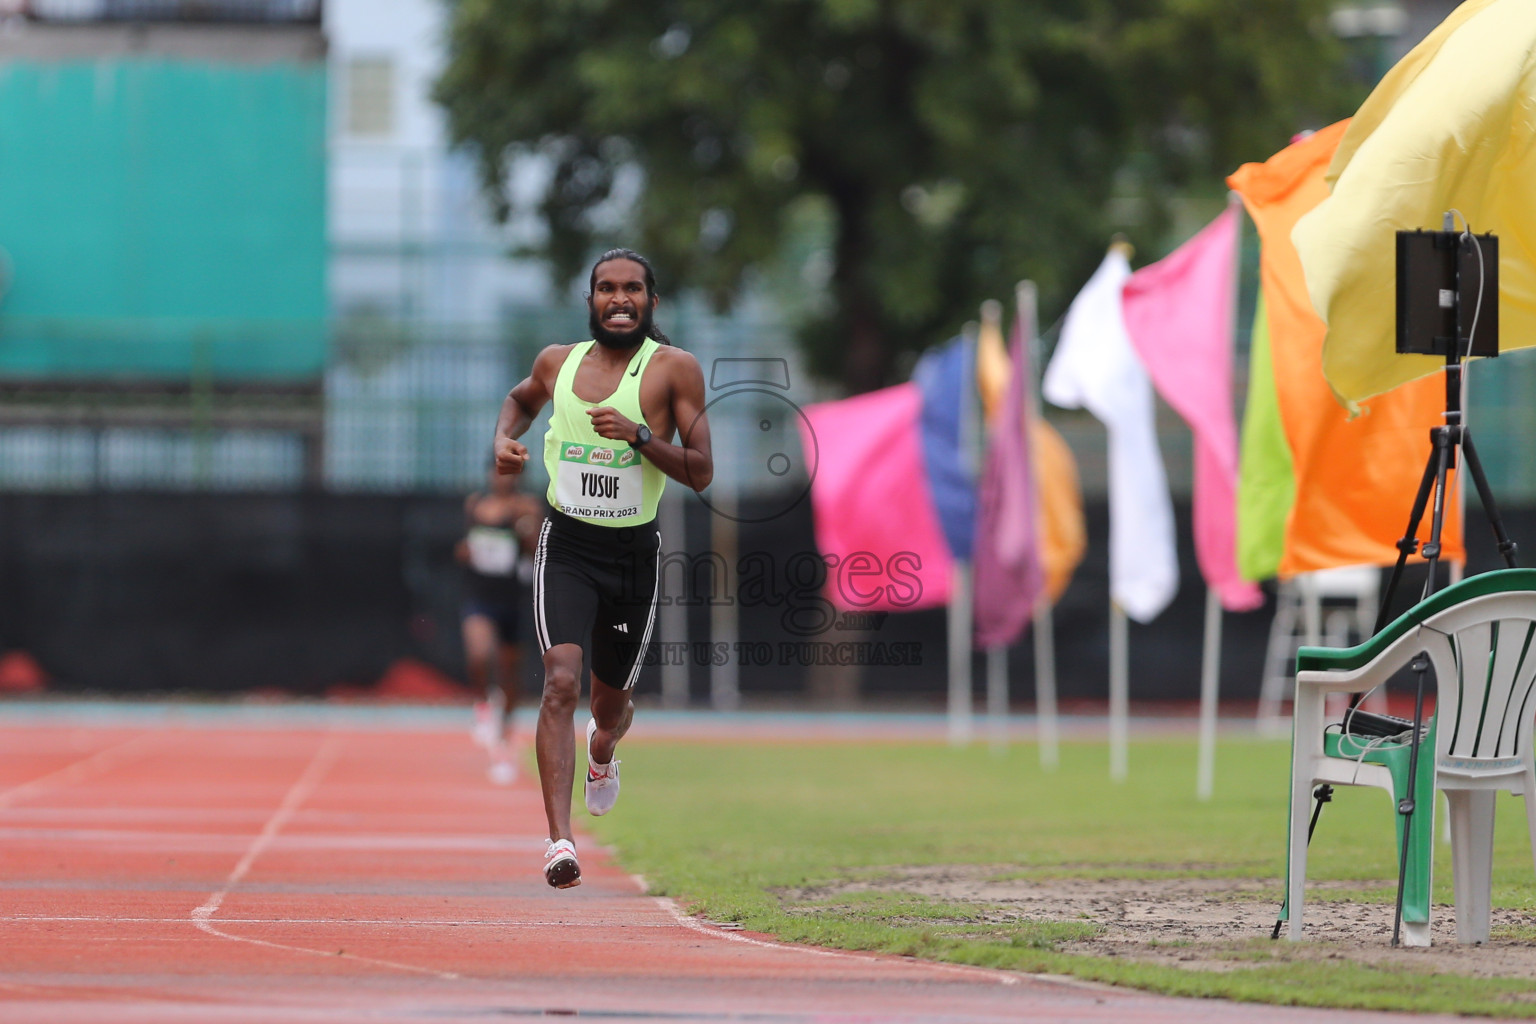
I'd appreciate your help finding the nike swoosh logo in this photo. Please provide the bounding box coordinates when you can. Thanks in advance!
[629,363,641,377]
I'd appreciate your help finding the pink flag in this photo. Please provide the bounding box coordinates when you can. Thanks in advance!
[800,384,954,612]
[1122,206,1264,612]
[973,309,1045,648]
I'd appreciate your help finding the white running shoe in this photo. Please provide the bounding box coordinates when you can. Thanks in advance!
[543,838,581,888]
[488,751,517,785]
[584,717,621,817]
[471,701,497,750]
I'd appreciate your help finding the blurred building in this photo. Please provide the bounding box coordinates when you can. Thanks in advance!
[324,0,547,329]
[322,0,566,492]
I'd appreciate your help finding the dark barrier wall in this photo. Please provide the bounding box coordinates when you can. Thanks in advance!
[1,491,1521,703]
[0,493,461,695]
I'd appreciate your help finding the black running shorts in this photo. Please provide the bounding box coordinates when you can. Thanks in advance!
[532,508,660,691]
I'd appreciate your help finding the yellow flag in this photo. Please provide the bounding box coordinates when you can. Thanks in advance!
[1031,417,1086,603]
[975,311,1010,421]
[1292,0,1536,410]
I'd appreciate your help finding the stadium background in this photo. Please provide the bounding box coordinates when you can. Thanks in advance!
[0,0,1523,705]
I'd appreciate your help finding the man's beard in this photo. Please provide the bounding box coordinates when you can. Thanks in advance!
[590,304,653,350]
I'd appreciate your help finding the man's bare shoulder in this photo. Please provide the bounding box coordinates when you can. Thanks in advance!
[535,342,581,365]
[649,344,703,381]
[528,343,579,381]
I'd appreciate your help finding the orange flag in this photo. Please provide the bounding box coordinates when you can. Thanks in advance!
[1032,418,1086,602]
[1228,122,1462,577]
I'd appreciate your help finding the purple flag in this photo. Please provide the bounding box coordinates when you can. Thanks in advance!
[973,308,1045,648]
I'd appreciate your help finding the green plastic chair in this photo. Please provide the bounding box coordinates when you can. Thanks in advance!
[1283,568,1536,946]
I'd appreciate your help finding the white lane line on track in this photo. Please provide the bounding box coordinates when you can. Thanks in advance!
[650,895,1021,987]
[0,980,53,993]
[190,733,460,982]
[0,733,162,809]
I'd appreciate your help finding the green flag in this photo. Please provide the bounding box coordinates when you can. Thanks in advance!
[1236,292,1294,581]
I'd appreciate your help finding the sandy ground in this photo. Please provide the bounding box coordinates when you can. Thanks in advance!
[781,866,1536,979]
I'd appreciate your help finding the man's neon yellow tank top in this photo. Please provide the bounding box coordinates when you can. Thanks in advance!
[543,338,666,527]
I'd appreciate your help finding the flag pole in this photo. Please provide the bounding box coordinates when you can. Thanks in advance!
[1106,238,1134,784]
[948,561,974,746]
[979,299,1011,753]
[1195,587,1222,800]
[1196,192,1245,801]
[1033,601,1060,771]
[1109,601,1129,781]
[949,324,982,746]
[986,644,1008,752]
[1017,279,1060,771]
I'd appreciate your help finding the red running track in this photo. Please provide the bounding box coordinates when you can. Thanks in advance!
[0,713,1494,1023]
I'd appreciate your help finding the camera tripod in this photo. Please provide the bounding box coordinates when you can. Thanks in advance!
[1368,349,1517,945]
[1274,217,1517,946]
[1274,351,1517,944]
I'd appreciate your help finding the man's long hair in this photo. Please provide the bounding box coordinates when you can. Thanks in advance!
[587,248,672,345]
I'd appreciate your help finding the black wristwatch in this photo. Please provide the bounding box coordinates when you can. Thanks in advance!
[633,424,653,448]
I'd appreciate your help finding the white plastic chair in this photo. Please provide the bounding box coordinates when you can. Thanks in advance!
[1286,568,1536,945]
[1259,565,1381,734]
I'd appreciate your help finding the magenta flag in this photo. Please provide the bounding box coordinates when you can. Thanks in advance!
[973,310,1045,648]
[1122,206,1263,612]
[800,383,954,612]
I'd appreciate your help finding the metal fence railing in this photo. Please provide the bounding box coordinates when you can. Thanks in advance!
[5,309,1536,505]
[0,305,834,496]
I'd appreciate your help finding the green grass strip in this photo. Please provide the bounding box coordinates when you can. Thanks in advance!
[582,736,1536,1015]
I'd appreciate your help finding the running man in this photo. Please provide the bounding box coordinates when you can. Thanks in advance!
[458,466,541,783]
[492,248,713,888]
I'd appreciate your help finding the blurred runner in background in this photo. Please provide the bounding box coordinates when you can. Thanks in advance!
[458,466,542,783]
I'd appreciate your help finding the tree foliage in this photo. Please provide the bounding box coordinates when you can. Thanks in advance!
[436,0,1357,391]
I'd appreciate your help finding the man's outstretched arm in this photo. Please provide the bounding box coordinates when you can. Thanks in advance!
[493,346,563,474]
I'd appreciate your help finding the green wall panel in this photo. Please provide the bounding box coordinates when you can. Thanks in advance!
[0,60,326,379]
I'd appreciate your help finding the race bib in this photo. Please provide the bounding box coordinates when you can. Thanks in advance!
[466,526,517,576]
[553,441,642,520]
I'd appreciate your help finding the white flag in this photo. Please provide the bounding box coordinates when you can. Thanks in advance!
[1042,249,1179,622]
